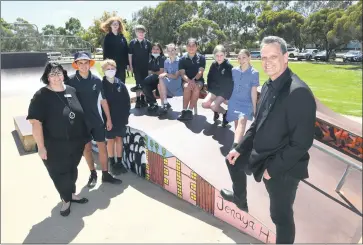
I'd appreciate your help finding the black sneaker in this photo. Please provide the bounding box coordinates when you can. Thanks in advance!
[102,172,122,184]
[130,84,142,92]
[140,99,148,108]
[159,103,171,115]
[87,173,97,188]
[213,112,220,121]
[184,110,193,120]
[147,104,159,113]
[222,111,228,127]
[111,163,128,175]
[177,110,187,121]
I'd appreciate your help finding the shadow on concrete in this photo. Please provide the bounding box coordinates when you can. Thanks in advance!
[11,130,37,156]
[202,121,235,156]
[23,182,129,244]
[124,172,262,244]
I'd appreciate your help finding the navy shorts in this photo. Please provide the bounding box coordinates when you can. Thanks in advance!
[87,124,106,142]
[106,125,127,140]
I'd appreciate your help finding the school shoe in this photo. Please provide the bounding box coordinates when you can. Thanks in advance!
[102,171,122,184]
[87,172,97,188]
[213,112,220,121]
[140,96,148,107]
[177,110,187,121]
[130,84,143,92]
[135,98,142,108]
[111,162,128,175]
[184,110,193,120]
[159,103,171,115]
[220,189,249,213]
[222,111,228,127]
[147,103,159,114]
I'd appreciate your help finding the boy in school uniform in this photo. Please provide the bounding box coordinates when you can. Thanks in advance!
[178,38,206,121]
[128,25,152,108]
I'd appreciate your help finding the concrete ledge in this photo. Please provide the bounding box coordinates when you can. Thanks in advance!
[14,116,37,152]
[1,52,48,69]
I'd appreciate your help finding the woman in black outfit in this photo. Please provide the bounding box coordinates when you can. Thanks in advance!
[27,63,89,217]
[101,16,129,83]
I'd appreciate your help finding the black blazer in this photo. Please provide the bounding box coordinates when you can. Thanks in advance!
[235,68,317,182]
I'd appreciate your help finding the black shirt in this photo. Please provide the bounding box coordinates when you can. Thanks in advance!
[66,71,105,127]
[128,38,152,69]
[102,77,131,127]
[27,85,88,142]
[178,53,206,82]
[206,59,233,98]
[103,32,129,69]
[148,55,166,72]
[235,68,317,181]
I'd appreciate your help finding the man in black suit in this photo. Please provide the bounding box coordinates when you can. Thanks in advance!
[220,36,316,244]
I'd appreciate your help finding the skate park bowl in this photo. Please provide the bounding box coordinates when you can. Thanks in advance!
[4,52,362,243]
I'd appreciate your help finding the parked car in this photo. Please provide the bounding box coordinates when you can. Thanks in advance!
[287,48,300,58]
[343,51,362,62]
[297,49,318,61]
[250,51,261,59]
[47,52,62,61]
[95,48,103,54]
[314,50,336,61]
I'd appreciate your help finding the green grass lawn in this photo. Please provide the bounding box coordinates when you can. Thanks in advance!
[95,60,362,117]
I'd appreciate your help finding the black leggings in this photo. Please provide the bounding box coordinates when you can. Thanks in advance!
[43,140,85,203]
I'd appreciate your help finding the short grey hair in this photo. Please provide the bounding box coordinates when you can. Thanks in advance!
[260,36,288,54]
[213,44,226,55]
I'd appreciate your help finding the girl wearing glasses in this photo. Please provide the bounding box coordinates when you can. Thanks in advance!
[101,59,130,175]
[27,62,89,217]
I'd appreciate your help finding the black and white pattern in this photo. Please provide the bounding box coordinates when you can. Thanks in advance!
[122,127,147,178]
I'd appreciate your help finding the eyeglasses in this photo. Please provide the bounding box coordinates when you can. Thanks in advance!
[49,72,63,77]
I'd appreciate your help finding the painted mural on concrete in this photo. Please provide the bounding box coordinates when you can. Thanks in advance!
[120,126,276,244]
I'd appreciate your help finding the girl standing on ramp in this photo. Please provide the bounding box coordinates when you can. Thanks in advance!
[227,49,259,143]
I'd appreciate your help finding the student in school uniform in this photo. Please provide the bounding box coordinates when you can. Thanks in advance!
[178,38,206,121]
[101,16,129,82]
[227,49,259,144]
[66,51,122,188]
[27,62,89,217]
[128,25,152,108]
[202,45,233,127]
[101,59,130,175]
[157,43,183,115]
[141,42,166,114]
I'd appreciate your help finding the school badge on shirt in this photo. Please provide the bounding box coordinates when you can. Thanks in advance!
[92,84,96,90]
[221,68,225,75]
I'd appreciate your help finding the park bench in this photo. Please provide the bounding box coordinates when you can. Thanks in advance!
[13,115,37,152]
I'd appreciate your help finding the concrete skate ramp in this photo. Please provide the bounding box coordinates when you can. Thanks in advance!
[123,97,362,243]
[1,52,48,69]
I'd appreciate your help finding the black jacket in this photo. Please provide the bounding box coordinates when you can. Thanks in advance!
[235,68,316,182]
[101,77,130,126]
[103,32,129,69]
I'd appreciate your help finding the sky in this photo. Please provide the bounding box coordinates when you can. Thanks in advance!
[1,1,161,30]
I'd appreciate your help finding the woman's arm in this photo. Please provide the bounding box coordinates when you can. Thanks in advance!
[29,119,47,159]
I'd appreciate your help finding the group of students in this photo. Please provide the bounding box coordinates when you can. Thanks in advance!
[26,15,318,245]
[26,16,260,217]
[102,17,259,130]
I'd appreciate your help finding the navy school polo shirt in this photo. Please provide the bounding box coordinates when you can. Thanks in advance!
[148,55,166,72]
[178,53,206,82]
[67,71,105,127]
[128,38,152,69]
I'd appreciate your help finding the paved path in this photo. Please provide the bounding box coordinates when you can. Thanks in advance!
[1,89,260,243]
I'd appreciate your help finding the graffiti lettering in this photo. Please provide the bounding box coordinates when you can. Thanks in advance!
[259,226,270,243]
[217,196,250,229]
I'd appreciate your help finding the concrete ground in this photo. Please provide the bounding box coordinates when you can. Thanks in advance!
[1,91,260,243]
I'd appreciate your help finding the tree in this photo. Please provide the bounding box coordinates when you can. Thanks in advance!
[329,0,362,48]
[292,0,353,17]
[302,8,345,58]
[257,10,305,47]
[131,7,156,41]
[178,18,226,53]
[65,17,84,36]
